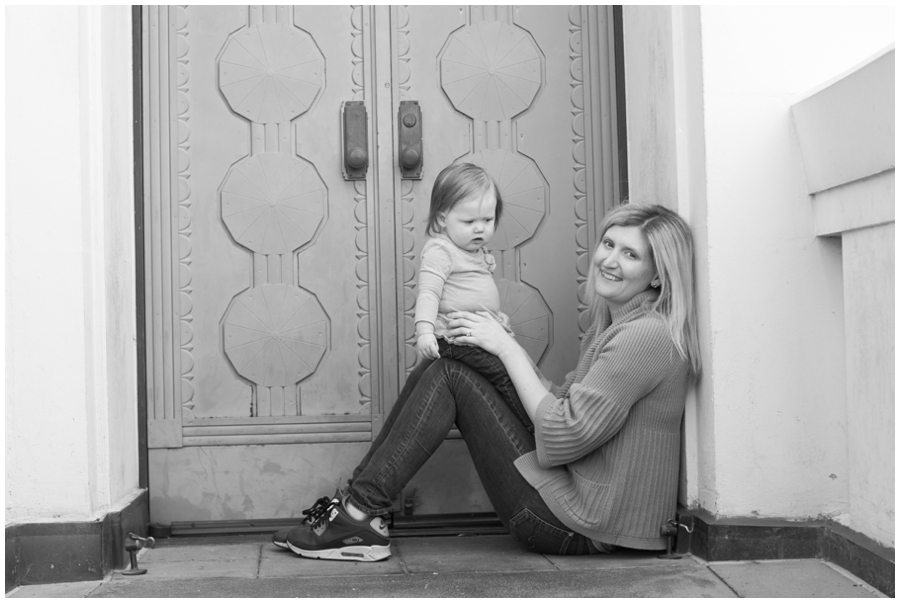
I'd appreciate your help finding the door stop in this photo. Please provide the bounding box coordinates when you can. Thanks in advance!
[120,533,156,576]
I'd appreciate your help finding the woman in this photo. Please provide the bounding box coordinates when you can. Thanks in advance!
[275,203,701,561]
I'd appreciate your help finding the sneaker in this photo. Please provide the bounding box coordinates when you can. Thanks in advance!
[272,489,342,550]
[286,497,390,562]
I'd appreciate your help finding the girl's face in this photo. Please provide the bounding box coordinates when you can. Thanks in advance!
[438,189,497,252]
[593,225,658,312]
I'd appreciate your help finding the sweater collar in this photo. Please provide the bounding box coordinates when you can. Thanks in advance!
[433,231,482,255]
[600,289,660,330]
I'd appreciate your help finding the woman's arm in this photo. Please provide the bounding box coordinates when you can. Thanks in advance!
[450,310,682,468]
[533,317,677,467]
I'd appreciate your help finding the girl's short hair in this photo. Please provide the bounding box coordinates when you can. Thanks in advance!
[426,163,503,236]
[587,203,702,378]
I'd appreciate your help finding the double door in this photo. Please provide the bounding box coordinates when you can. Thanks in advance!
[143,5,621,526]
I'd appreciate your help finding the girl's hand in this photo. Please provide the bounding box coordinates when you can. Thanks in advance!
[446,311,516,357]
[416,333,440,360]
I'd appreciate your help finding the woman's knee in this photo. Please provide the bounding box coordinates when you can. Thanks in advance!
[435,360,492,402]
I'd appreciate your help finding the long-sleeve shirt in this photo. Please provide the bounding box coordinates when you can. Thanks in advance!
[414,234,511,337]
[514,290,690,550]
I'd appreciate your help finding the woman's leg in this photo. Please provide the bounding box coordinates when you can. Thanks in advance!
[444,362,598,555]
[349,359,597,555]
[348,358,433,487]
[284,359,454,562]
[347,359,461,515]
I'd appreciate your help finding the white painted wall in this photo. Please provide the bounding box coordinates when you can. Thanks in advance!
[793,47,895,548]
[698,5,894,543]
[5,6,140,523]
[842,222,894,546]
[623,5,894,548]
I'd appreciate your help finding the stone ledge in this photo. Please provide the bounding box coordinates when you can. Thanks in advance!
[813,169,894,237]
[675,508,894,597]
[5,489,149,593]
[791,46,894,195]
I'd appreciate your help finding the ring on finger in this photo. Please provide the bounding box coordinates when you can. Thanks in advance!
[467,329,472,337]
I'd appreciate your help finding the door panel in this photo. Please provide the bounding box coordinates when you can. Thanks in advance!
[144,5,619,525]
[146,5,385,524]
[394,5,613,515]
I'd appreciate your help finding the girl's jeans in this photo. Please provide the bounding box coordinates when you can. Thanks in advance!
[436,338,531,432]
[346,358,604,556]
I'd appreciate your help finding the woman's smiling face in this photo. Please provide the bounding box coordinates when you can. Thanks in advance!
[593,225,658,312]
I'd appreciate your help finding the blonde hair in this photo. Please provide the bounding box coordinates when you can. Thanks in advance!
[586,203,701,378]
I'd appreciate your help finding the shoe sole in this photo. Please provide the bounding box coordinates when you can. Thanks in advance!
[273,540,289,550]
[287,541,391,562]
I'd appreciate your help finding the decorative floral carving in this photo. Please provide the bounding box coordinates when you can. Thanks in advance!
[219,23,324,124]
[349,7,372,406]
[464,149,547,251]
[175,5,195,420]
[396,6,412,102]
[439,21,543,122]
[396,8,417,373]
[401,180,417,373]
[223,284,329,386]
[350,6,364,101]
[354,179,372,405]
[221,153,326,255]
[568,6,592,334]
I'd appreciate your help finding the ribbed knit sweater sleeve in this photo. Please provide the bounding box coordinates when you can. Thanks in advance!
[414,243,453,327]
[534,314,674,468]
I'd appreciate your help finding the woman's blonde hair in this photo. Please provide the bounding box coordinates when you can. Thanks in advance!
[587,203,701,378]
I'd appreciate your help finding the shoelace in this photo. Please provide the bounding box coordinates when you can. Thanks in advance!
[301,496,336,526]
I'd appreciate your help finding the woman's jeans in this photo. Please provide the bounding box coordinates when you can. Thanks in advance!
[346,358,603,556]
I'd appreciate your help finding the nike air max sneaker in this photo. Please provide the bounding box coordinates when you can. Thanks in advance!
[286,497,390,562]
[272,489,342,550]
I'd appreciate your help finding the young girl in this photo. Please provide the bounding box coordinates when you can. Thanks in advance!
[414,163,526,423]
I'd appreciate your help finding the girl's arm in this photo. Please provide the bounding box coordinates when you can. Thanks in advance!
[415,269,443,360]
[415,244,453,360]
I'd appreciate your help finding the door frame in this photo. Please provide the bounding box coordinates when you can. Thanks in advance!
[132,4,629,532]
[133,5,149,491]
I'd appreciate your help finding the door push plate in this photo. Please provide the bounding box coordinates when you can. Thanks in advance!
[398,100,423,179]
[342,101,368,180]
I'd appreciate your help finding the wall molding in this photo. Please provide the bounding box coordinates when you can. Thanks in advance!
[5,490,149,593]
[791,46,894,195]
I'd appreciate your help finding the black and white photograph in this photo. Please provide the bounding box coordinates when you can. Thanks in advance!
[5,4,894,598]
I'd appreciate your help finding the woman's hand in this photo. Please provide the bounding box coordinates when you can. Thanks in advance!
[447,311,548,422]
[445,311,516,358]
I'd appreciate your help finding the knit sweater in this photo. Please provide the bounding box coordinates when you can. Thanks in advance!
[414,234,512,337]
[514,290,690,550]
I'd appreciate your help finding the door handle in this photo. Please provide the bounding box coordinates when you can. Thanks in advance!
[398,100,423,179]
[342,101,368,180]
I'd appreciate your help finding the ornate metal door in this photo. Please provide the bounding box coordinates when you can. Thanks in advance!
[143,5,620,527]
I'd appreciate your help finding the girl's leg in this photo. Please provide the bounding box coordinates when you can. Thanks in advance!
[437,339,533,431]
